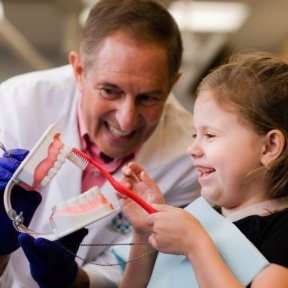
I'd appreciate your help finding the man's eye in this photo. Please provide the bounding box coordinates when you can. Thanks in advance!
[99,88,122,99]
[138,95,162,106]
[205,134,215,138]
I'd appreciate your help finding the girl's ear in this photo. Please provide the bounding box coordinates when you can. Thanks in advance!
[261,129,285,166]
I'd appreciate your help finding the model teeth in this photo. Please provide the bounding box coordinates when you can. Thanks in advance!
[50,186,115,238]
[40,176,50,187]
[48,167,58,177]
[52,186,109,215]
[57,154,66,164]
[40,147,72,187]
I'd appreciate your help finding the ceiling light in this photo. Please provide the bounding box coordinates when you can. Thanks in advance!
[169,1,250,33]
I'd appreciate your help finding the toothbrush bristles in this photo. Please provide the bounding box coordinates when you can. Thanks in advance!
[67,153,89,170]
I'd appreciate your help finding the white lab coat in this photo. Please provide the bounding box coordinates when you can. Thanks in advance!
[0,65,200,288]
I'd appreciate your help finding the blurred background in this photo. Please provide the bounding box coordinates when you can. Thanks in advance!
[0,0,287,110]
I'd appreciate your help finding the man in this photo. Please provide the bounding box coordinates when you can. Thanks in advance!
[0,0,200,287]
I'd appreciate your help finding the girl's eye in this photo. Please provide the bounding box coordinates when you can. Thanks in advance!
[205,133,215,139]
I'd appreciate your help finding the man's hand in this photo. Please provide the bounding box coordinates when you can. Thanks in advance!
[0,149,42,255]
[19,228,88,288]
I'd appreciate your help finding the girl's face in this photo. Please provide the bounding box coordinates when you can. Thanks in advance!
[188,90,268,212]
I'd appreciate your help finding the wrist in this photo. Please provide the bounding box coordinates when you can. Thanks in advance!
[0,255,10,276]
[132,231,151,243]
[186,229,214,262]
[70,268,89,288]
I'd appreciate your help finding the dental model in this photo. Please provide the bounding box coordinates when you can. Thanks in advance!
[50,186,114,238]
[5,126,69,192]
[4,125,155,239]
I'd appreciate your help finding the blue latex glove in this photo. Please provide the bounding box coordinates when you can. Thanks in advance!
[0,149,42,255]
[19,228,88,288]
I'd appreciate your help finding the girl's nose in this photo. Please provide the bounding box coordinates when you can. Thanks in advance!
[187,140,203,159]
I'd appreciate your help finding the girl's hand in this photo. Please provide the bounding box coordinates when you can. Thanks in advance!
[147,204,208,256]
[118,162,165,236]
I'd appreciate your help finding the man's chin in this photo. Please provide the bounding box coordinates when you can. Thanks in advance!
[100,147,134,160]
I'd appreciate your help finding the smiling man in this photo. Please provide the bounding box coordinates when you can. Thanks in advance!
[0,1,200,287]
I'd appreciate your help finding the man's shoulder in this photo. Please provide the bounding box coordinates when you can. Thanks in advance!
[0,65,76,104]
[0,65,75,93]
[162,94,193,132]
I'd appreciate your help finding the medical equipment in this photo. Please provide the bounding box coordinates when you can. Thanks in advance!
[0,141,10,155]
[3,125,155,239]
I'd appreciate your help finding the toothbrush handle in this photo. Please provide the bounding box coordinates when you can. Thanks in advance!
[114,184,157,214]
[72,148,157,214]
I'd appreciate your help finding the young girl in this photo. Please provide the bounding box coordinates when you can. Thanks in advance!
[117,51,288,287]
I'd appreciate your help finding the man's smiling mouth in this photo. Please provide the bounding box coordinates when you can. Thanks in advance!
[106,123,135,138]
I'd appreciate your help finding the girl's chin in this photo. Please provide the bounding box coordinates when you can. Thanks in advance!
[200,190,220,203]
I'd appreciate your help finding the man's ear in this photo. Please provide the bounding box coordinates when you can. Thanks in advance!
[261,129,285,166]
[170,71,182,89]
[68,51,84,86]
[174,71,182,84]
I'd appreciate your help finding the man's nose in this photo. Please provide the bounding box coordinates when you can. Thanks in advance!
[115,98,138,132]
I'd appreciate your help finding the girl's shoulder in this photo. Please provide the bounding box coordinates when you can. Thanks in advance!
[234,208,288,267]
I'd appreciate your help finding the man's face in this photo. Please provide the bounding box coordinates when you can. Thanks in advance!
[70,32,173,159]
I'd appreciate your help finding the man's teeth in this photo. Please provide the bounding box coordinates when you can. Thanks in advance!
[108,126,132,137]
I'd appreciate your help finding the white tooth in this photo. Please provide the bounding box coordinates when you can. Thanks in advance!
[48,168,57,177]
[67,197,78,206]
[78,193,88,202]
[61,147,71,157]
[91,187,100,197]
[54,161,62,169]
[55,162,64,170]
[40,176,50,187]
[57,154,66,164]
[56,201,68,209]
[86,191,95,200]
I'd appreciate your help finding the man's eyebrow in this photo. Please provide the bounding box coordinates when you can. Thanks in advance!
[97,82,121,89]
[138,90,165,98]
[96,82,165,97]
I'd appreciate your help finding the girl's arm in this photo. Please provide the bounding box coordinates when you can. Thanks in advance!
[147,204,288,288]
[190,242,288,288]
[120,232,158,288]
[251,264,288,288]
[118,162,164,287]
